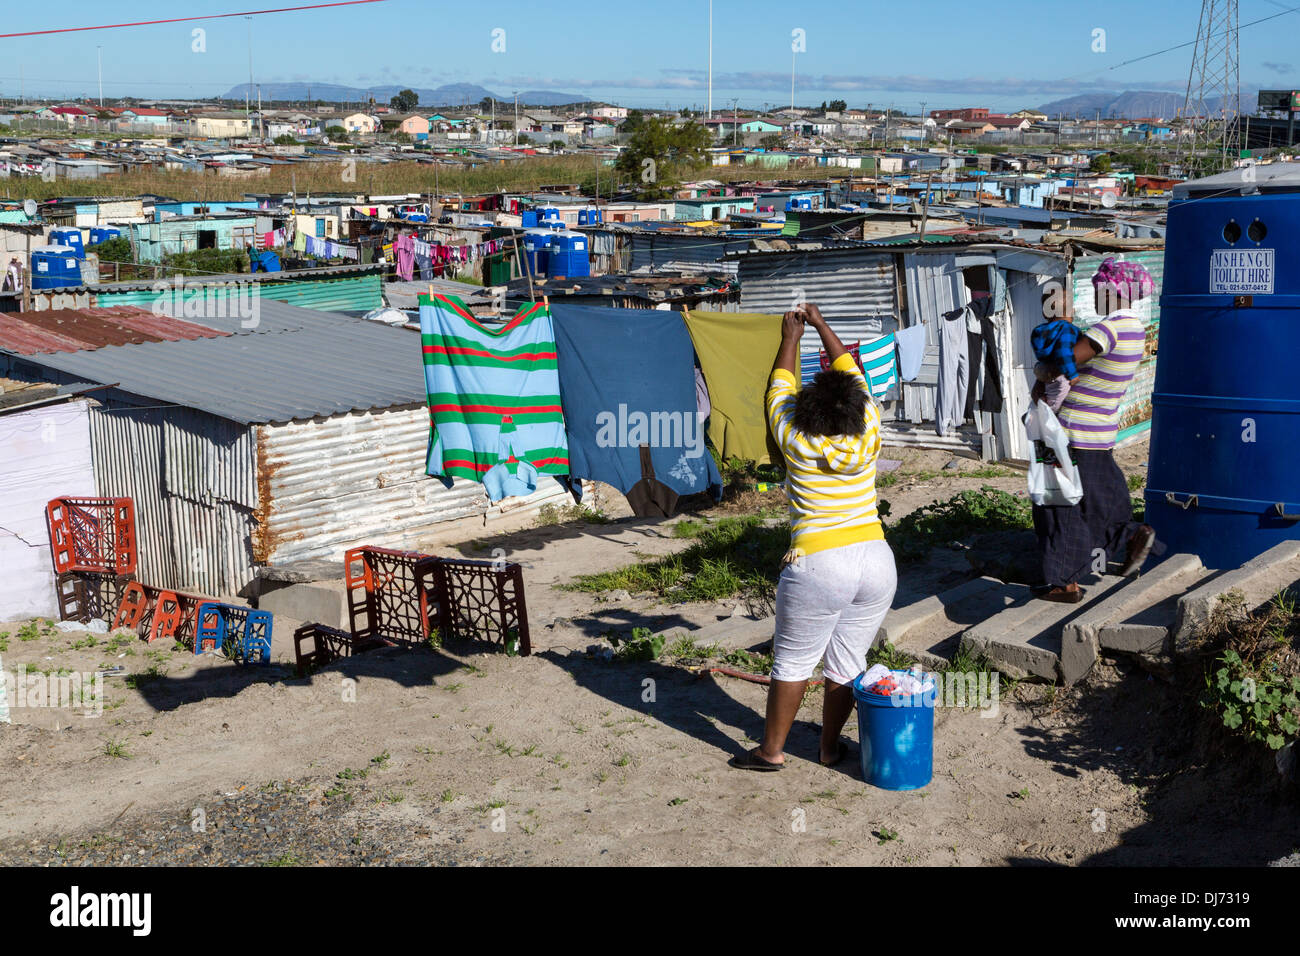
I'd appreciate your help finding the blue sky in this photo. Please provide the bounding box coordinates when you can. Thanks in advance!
[1,0,1297,109]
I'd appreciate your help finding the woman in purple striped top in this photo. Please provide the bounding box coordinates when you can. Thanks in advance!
[1031,258,1157,603]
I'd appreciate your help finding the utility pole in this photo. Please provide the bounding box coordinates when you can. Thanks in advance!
[707,0,713,120]
[790,49,796,113]
[97,46,103,108]
[920,100,926,145]
[733,97,739,146]
[245,16,253,126]
[514,91,519,147]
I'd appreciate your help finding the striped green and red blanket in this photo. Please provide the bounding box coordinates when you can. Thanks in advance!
[420,293,569,494]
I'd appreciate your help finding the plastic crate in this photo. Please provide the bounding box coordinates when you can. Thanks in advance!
[46,497,137,574]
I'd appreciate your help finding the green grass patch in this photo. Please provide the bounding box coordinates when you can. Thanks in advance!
[884,486,1033,563]
[567,513,789,603]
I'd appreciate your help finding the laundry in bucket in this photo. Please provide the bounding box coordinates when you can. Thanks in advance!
[861,663,931,696]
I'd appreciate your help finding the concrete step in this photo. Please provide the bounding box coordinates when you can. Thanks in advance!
[881,577,1023,671]
[1173,540,1300,655]
[1059,553,1211,684]
[960,576,1129,681]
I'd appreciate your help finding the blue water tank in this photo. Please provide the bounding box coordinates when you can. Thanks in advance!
[546,231,589,278]
[30,245,84,289]
[48,228,85,259]
[1145,163,1300,569]
[256,250,282,273]
[89,226,121,245]
[521,229,553,278]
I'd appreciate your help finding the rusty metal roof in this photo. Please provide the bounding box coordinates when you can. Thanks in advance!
[0,306,229,356]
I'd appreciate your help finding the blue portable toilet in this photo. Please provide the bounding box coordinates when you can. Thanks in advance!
[30,246,84,289]
[547,231,589,278]
[521,229,553,278]
[48,228,85,259]
[578,209,589,226]
[89,226,121,246]
[520,210,539,228]
[589,208,602,225]
[1145,163,1300,569]
[539,206,562,225]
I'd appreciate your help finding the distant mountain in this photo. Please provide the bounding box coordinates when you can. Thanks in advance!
[1036,88,1257,120]
[222,82,585,108]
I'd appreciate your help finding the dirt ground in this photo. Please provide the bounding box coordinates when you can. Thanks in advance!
[3,442,1298,866]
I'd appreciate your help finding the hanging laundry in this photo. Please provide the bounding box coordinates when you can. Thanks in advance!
[420,293,569,500]
[416,254,433,280]
[936,309,969,437]
[682,310,784,465]
[394,233,415,281]
[338,244,359,261]
[894,322,927,382]
[482,416,540,500]
[551,304,722,515]
[963,299,1004,416]
[858,333,899,399]
[293,230,307,253]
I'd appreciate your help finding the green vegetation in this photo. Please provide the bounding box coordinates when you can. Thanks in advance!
[609,627,666,662]
[1201,590,1300,752]
[162,246,251,277]
[721,647,773,676]
[566,513,788,603]
[884,487,1033,563]
[535,503,610,527]
[615,115,713,200]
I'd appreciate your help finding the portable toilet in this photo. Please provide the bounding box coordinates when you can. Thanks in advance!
[578,209,589,226]
[589,208,602,225]
[88,226,121,246]
[547,231,589,279]
[30,246,84,289]
[520,210,539,228]
[1145,162,1300,569]
[48,228,85,259]
[521,229,553,278]
[539,206,562,226]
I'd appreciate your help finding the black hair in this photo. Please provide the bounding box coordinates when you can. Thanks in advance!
[791,369,867,437]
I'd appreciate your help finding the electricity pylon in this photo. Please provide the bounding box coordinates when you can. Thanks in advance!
[1178,0,1240,178]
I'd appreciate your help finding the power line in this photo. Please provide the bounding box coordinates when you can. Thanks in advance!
[0,1,387,40]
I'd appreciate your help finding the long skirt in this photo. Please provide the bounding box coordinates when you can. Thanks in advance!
[1032,448,1142,588]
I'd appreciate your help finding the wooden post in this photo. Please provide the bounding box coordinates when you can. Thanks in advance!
[512,233,534,301]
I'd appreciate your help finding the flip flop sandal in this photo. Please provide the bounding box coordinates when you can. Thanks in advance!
[820,741,850,767]
[730,747,785,772]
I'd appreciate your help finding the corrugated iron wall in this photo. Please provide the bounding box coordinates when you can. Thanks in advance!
[88,402,258,596]
[256,405,574,566]
[628,232,747,275]
[736,248,898,347]
[95,274,383,314]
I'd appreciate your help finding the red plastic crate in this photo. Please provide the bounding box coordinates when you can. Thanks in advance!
[46,497,137,575]
[345,546,438,647]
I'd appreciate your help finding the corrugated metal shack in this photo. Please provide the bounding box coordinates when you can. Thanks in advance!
[0,302,572,599]
[726,237,1079,460]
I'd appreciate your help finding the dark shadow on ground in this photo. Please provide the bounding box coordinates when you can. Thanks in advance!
[131,642,470,713]
[539,647,830,766]
[1012,656,1300,865]
[444,513,679,561]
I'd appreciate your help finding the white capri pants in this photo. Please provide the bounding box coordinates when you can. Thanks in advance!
[770,538,897,684]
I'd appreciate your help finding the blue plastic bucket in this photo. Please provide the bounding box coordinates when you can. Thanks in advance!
[851,669,936,790]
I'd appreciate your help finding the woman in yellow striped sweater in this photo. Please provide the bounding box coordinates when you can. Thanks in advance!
[732,304,897,771]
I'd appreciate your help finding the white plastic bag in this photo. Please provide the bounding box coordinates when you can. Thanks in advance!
[1025,400,1084,507]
